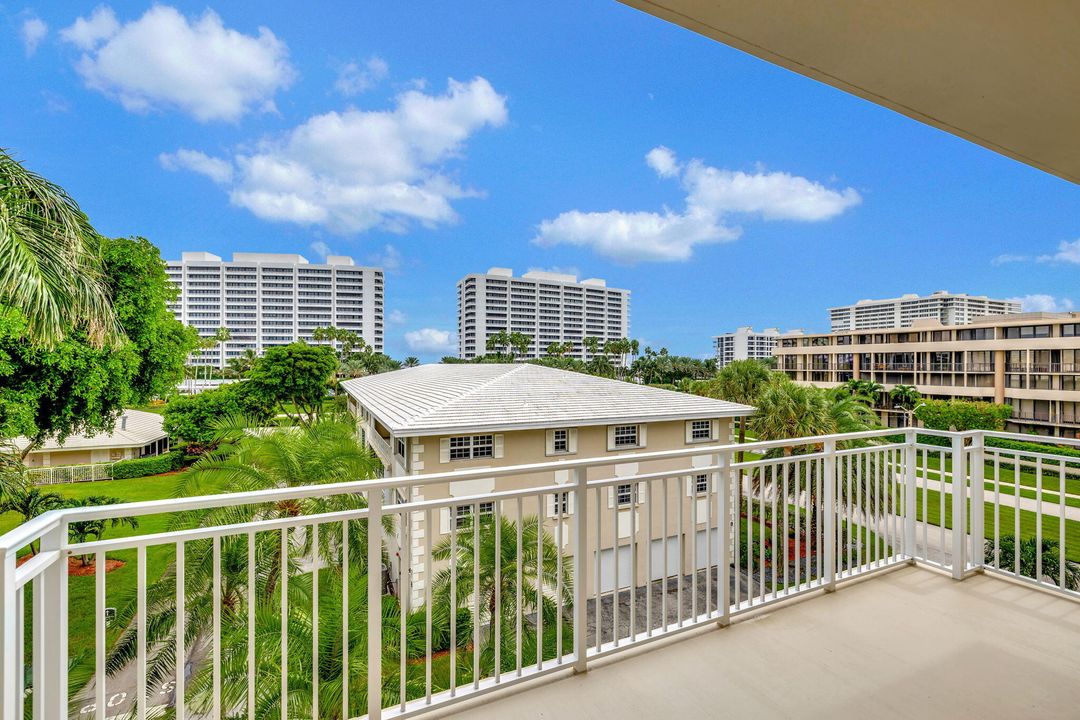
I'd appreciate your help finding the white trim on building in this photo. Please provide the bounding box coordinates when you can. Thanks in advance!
[713,327,780,368]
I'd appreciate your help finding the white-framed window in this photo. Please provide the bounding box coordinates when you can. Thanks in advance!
[448,434,494,461]
[552,429,569,453]
[613,425,639,448]
[616,483,635,506]
[690,420,712,442]
[455,501,495,528]
[694,474,709,495]
[395,437,406,458]
[554,491,570,515]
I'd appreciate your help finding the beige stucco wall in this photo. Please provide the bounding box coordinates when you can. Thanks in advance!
[23,447,135,468]
[356,410,738,606]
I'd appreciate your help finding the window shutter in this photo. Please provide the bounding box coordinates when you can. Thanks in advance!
[606,426,616,451]
[684,421,694,444]
[546,494,555,518]
[567,491,576,515]
[607,487,614,509]
[439,507,451,534]
[568,428,578,453]
[440,438,450,463]
[493,434,504,459]
[685,475,693,497]
[710,419,720,441]
[545,430,555,456]
[638,424,647,448]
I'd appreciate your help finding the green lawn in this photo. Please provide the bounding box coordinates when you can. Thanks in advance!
[6,472,226,693]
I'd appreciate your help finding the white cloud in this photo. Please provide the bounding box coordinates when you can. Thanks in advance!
[335,56,389,96]
[159,149,234,184]
[1038,239,1080,265]
[1008,294,1075,313]
[59,6,119,50]
[526,265,580,277]
[369,244,403,272]
[165,76,507,234]
[61,5,295,122]
[534,147,861,263]
[992,254,1029,266]
[309,240,332,260]
[388,309,407,324]
[645,145,680,178]
[20,16,48,56]
[404,328,456,353]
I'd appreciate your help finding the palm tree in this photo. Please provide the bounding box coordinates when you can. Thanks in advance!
[64,495,139,566]
[431,513,572,675]
[106,417,386,692]
[987,535,1080,590]
[0,149,119,347]
[0,484,64,554]
[691,359,774,526]
[889,384,921,427]
[227,348,259,378]
[403,356,420,368]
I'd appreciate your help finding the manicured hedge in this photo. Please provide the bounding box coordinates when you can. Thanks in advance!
[111,449,188,480]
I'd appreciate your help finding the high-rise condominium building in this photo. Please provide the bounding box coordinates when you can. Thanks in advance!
[457,268,630,361]
[713,327,781,368]
[775,312,1080,438]
[829,291,1020,332]
[166,252,384,368]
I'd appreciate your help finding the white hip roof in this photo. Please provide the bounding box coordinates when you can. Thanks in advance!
[341,364,754,437]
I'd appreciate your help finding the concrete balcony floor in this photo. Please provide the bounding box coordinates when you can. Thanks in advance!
[437,566,1080,719]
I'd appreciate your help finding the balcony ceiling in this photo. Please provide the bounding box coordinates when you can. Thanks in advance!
[619,0,1080,184]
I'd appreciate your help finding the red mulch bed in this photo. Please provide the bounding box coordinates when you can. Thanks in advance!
[67,558,125,575]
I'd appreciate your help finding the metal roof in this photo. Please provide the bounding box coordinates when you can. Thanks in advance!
[340,364,754,436]
[14,410,168,453]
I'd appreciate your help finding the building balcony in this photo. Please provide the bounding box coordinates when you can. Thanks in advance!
[2,429,1079,719]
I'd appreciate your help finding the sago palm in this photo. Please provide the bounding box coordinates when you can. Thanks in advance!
[0,149,118,346]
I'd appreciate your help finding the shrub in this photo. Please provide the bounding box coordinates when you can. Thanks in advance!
[112,450,187,479]
[404,605,473,658]
[913,399,1012,432]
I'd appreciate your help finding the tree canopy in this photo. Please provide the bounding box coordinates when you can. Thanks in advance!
[0,236,196,451]
[913,399,1012,431]
[247,342,338,425]
[162,383,275,444]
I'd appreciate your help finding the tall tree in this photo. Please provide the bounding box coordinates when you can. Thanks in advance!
[247,343,339,426]
[0,149,118,347]
[1,236,196,455]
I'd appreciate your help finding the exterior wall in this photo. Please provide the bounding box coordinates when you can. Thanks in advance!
[165,252,385,367]
[776,313,1080,437]
[829,292,1020,332]
[457,269,630,361]
[351,406,736,607]
[24,447,132,468]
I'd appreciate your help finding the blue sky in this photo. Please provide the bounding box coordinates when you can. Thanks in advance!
[4,2,1078,361]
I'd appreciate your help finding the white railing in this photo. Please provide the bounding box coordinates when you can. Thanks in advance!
[26,463,114,485]
[1,428,1078,719]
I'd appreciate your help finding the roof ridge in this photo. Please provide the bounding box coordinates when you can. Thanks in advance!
[406,364,527,425]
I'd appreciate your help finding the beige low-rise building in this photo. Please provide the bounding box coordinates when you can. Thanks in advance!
[775,312,1080,437]
[341,364,753,607]
[15,409,170,468]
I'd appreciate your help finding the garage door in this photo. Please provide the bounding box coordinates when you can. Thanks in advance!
[695,529,721,570]
[649,536,681,581]
[597,545,633,593]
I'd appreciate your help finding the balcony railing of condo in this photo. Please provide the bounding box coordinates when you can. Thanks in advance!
[2,429,1080,719]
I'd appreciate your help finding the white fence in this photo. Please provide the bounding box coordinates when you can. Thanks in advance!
[26,463,114,485]
[0,428,1078,719]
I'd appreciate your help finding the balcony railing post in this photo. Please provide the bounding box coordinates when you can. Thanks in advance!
[823,438,837,592]
[904,428,918,561]
[950,434,967,579]
[572,467,588,673]
[37,521,68,718]
[716,449,731,627]
[969,432,985,571]
[0,551,15,720]
[367,488,383,720]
